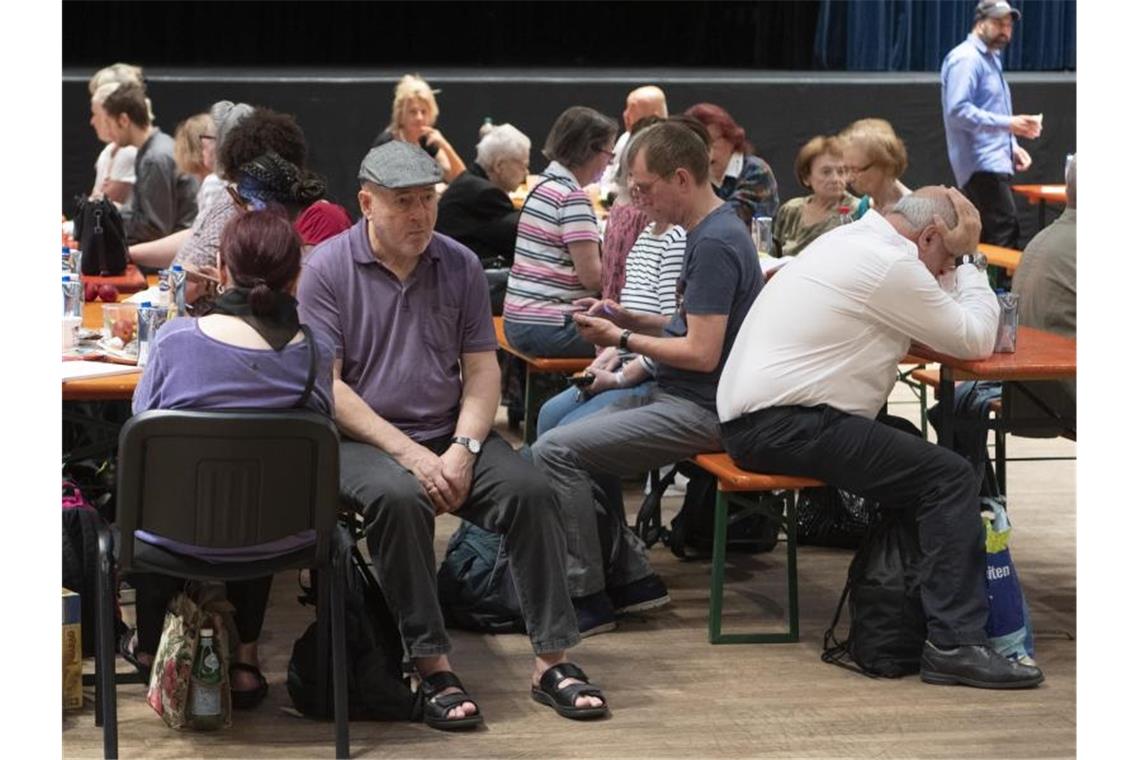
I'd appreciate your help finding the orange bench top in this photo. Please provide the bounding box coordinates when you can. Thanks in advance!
[493,316,593,374]
[977,243,1022,273]
[83,264,148,294]
[692,453,823,493]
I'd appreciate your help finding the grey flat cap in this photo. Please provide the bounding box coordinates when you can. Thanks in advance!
[975,1,1021,21]
[358,140,442,189]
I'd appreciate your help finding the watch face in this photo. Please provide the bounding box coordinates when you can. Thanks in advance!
[468,439,481,454]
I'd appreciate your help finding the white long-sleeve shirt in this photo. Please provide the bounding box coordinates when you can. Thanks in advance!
[717,210,999,422]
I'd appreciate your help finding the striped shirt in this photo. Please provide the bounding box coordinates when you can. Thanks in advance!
[504,161,600,326]
[620,223,686,316]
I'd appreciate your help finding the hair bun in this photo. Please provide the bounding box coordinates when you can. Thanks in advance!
[292,173,326,204]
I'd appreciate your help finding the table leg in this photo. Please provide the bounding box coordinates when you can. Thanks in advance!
[936,365,955,448]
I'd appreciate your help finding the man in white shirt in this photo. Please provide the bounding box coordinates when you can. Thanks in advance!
[717,186,1044,689]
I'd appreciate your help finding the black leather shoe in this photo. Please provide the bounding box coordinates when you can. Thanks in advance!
[920,641,1044,689]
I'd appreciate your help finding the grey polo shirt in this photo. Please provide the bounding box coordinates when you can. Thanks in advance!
[298,219,498,442]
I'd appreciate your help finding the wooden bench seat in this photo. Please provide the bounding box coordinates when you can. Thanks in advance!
[691,453,823,645]
[493,316,592,442]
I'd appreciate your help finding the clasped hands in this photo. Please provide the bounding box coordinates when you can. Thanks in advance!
[398,443,475,515]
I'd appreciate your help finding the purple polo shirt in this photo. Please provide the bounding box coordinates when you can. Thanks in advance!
[298,218,497,441]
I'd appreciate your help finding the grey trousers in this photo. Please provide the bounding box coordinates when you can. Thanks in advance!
[531,389,723,598]
[339,431,580,657]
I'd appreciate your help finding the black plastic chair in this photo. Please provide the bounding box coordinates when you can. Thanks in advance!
[93,409,350,759]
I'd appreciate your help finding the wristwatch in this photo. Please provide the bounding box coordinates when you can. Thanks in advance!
[450,436,482,455]
[619,329,633,350]
[954,252,988,271]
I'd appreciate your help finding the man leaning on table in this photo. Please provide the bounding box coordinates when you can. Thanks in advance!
[297,140,608,730]
[716,186,1044,689]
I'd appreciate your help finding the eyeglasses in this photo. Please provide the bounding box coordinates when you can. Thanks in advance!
[848,162,875,175]
[599,149,615,161]
[629,174,668,200]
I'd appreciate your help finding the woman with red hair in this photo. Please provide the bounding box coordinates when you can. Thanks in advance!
[684,103,779,226]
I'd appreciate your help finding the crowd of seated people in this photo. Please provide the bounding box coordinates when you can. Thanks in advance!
[76,67,1064,734]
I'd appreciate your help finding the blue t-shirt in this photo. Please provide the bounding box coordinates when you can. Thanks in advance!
[132,317,336,416]
[656,203,763,412]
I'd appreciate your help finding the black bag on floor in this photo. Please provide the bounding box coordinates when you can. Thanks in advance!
[667,465,780,560]
[796,487,879,549]
[73,195,129,276]
[437,520,526,634]
[821,509,926,678]
[286,525,421,721]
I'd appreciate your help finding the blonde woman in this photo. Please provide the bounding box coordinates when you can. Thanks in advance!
[173,113,226,217]
[372,74,466,182]
[839,118,911,215]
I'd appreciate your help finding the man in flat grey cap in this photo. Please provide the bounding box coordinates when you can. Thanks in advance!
[298,140,609,729]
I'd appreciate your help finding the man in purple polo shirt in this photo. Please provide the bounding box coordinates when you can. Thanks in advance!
[297,140,608,729]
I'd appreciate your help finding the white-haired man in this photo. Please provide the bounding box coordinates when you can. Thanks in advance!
[436,123,531,263]
[717,186,1045,690]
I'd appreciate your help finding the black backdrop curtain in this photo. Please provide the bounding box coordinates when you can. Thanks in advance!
[62,1,823,69]
[814,0,1076,71]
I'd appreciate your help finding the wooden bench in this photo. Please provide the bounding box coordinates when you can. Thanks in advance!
[691,453,822,645]
[493,317,592,443]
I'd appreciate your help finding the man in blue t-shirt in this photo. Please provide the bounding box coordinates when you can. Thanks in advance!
[532,120,763,635]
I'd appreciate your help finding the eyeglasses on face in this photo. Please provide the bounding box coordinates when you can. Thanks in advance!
[629,173,670,200]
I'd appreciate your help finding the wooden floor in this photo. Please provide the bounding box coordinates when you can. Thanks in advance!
[63,384,1077,759]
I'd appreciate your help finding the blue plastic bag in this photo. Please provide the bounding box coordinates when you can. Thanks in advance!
[982,498,1035,662]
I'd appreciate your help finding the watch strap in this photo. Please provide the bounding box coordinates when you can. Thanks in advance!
[619,329,632,350]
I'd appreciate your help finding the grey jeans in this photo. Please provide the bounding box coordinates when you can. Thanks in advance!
[531,389,723,598]
[339,431,580,657]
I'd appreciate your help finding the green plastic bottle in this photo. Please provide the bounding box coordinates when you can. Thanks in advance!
[188,627,225,730]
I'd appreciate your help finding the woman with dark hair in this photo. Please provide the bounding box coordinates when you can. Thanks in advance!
[503,106,618,358]
[771,135,861,257]
[125,209,336,711]
[684,102,779,226]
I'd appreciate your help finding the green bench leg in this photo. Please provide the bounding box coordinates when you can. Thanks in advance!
[708,490,800,645]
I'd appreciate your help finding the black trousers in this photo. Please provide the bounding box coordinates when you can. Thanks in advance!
[721,405,989,647]
[132,573,273,654]
[962,171,1020,249]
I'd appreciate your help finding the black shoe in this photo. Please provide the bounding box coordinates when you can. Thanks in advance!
[920,641,1044,689]
[608,574,670,615]
[573,591,617,637]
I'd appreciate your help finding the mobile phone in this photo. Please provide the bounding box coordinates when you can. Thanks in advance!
[568,372,595,388]
[563,306,588,327]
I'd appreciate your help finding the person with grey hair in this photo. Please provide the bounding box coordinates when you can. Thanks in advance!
[717,185,1045,690]
[436,123,530,264]
[503,106,619,357]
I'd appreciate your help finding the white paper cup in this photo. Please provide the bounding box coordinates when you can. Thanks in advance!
[62,316,82,350]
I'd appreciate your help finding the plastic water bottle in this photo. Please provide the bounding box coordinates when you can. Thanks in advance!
[170,265,187,316]
[479,117,494,139]
[188,627,225,730]
[62,274,83,318]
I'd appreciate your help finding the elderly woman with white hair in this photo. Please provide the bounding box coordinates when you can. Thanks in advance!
[373,74,466,182]
[436,123,530,264]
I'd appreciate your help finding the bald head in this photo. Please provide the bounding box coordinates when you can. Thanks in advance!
[624,86,668,131]
[889,187,958,238]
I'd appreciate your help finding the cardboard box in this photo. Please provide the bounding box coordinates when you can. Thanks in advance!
[63,588,82,711]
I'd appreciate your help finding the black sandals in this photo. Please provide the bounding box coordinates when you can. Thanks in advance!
[531,662,609,720]
[420,670,484,730]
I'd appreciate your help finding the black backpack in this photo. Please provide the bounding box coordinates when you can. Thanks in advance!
[437,521,526,634]
[657,463,781,559]
[73,195,129,276]
[795,486,879,549]
[286,524,421,721]
[821,509,926,678]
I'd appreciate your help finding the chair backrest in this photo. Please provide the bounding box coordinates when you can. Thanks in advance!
[116,409,340,571]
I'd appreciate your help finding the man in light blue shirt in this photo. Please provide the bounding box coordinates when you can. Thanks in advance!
[941,0,1042,249]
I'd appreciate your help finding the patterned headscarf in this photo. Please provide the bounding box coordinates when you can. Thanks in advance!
[235,151,326,209]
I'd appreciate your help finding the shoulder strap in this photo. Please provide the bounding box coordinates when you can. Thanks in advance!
[294,324,318,409]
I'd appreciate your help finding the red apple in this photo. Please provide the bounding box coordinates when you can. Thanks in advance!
[85,282,99,302]
[98,284,118,302]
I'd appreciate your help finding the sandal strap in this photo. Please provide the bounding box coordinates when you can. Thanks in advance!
[428,691,477,711]
[554,682,605,704]
[421,670,466,698]
[538,662,590,693]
